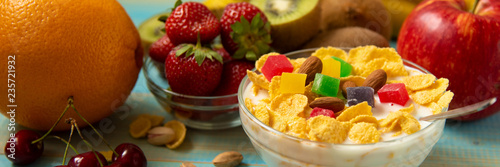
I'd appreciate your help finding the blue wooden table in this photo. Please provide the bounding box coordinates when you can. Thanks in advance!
[0,0,499,166]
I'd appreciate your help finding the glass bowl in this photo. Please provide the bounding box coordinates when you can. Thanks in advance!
[237,48,447,167]
[143,56,241,130]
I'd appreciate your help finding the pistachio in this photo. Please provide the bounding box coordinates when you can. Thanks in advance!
[147,126,176,146]
[212,151,243,167]
[180,162,196,167]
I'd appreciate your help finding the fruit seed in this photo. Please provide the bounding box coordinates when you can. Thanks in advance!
[309,97,345,113]
[342,80,357,97]
[212,151,243,167]
[297,56,323,85]
[362,69,387,92]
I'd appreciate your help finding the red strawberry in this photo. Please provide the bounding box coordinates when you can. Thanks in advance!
[220,2,272,61]
[165,43,223,96]
[213,44,233,63]
[166,2,220,45]
[212,60,255,96]
[148,34,175,63]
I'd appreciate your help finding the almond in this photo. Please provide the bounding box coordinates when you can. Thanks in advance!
[309,97,345,112]
[213,151,243,167]
[363,69,387,92]
[297,56,322,85]
[342,80,357,97]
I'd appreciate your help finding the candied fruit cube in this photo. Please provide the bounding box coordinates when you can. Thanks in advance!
[331,56,352,77]
[310,107,335,118]
[279,73,307,94]
[260,55,294,81]
[321,58,341,78]
[378,83,410,106]
[346,87,375,107]
[312,73,340,97]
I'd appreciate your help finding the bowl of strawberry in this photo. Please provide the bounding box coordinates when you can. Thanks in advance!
[143,1,272,130]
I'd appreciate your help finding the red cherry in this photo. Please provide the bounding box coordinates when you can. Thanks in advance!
[67,151,108,167]
[105,161,129,167]
[4,130,44,165]
[112,143,147,167]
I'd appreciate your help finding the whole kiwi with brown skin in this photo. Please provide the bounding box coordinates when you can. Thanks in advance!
[319,0,392,40]
[303,27,389,49]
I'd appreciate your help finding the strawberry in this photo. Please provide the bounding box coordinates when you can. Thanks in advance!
[165,43,223,96]
[148,34,175,63]
[220,2,272,61]
[166,2,220,45]
[212,60,255,96]
[213,44,233,63]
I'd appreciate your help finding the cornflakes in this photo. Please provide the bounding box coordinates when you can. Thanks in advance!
[349,123,381,144]
[247,70,270,90]
[336,102,372,122]
[399,104,415,113]
[269,76,282,100]
[379,111,420,136]
[401,112,420,135]
[164,120,187,149]
[269,109,288,132]
[307,116,347,144]
[402,74,436,91]
[245,98,254,114]
[350,115,379,127]
[251,84,261,96]
[291,58,307,73]
[411,78,449,105]
[312,47,348,61]
[428,102,443,114]
[303,82,319,103]
[256,52,280,72]
[287,116,308,139]
[254,102,270,125]
[347,46,407,77]
[270,94,308,118]
[437,91,454,108]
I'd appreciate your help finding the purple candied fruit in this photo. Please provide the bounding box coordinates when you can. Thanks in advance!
[260,55,294,81]
[310,107,335,118]
[346,87,375,107]
[377,83,410,106]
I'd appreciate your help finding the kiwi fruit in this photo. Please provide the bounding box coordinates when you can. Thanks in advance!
[303,27,389,49]
[251,0,321,53]
[138,13,168,51]
[320,0,392,40]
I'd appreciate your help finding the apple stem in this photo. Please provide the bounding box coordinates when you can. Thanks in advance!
[31,97,73,145]
[471,0,480,14]
[70,101,119,157]
[71,120,105,167]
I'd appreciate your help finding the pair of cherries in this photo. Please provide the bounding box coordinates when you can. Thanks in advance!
[5,130,147,167]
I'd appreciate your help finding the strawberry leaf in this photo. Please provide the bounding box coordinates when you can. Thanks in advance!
[245,51,257,61]
[194,49,205,66]
[172,0,182,12]
[231,22,244,34]
[176,44,193,57]
[158,15,168,23]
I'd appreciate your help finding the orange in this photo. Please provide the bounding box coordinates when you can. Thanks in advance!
[0,0,143,131]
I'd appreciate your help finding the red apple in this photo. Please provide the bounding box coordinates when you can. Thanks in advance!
[397,0,500,121]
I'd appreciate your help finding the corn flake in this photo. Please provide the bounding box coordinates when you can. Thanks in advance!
[437,91,454,108]
[428,102,443,114]
[254,102,270,125]
[403,74,436,91]
[399,104,415,113]
[256,52,280,72]
[269,76,281,100]
[268,109,288,132]
[411,78,449,105]
[164,120,187,149]
[247,70,270,90]
[303,82,318,103]
[245,98,255,114]
[401,112,420,135]
[270,94,308,118]
[350,115,379,127]
[291,58,307,73]
[349,123,381,144]
[312,47,348,61]
[307,116,347,143]
[347,46,407,77]
[287,116,308,139]
[337,102,372,122]
[379,111,420,136]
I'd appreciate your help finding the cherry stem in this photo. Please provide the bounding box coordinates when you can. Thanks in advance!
[471,0,479,14]
[72,120,104,167]
[50,135,78,155]
[61,119,76,165]
[31,97,73,144]
[70,103,118,156]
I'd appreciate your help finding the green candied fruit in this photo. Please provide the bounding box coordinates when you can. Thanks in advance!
[331,56,352,77]
[312,73,340,97]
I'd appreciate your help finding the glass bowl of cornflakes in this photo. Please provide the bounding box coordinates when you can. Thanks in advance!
[143,55,241,130]
[238,47,449,167]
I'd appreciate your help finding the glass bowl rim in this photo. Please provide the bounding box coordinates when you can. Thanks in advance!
[142,55,239,100]
[237,47,445,147]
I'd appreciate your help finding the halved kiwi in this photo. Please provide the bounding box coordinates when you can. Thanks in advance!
[138,13,169,51]
[251,0,321,53]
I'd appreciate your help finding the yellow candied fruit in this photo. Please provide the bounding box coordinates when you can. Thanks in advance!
[349,122,381,144]
[336,102,372,122]
[307,115,347,144]
[129,116,152,138]
[164,120,187,149]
